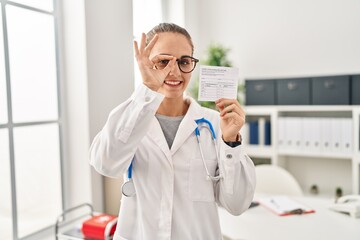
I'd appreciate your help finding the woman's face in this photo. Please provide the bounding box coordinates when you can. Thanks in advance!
[149,32,193,100]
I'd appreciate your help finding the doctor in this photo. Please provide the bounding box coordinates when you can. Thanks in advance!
[89,23,255,240]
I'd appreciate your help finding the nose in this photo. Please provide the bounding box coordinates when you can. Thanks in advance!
[168,60,181,77]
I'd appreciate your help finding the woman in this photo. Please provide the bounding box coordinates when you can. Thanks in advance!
[89,23,255,240]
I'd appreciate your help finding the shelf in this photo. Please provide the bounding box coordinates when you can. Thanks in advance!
[245,105,359,112]
[243,105,360,194]
[277,149,353,159]
[245,145,274,158]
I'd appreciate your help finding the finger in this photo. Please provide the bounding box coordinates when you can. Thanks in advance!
[216,98,241,108]
[163,56,177,72]
[145,34,159,55]
[133,40,140,58]
[215,102,225,112]
[150,54,174,64]
[218,98,245,114]
[221,111,244,123]
[139,33,146,52]
[219,103,241,117]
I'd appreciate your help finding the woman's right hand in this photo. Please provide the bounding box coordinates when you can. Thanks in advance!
[133,33,177,92]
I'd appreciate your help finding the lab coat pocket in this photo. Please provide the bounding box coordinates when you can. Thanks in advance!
[189,158,217,202]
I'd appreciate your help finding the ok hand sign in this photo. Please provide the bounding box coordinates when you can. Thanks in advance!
[133,33,176,91]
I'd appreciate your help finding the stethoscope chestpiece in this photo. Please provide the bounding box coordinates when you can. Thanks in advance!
[122,179,136,197]
[122,160,136,197]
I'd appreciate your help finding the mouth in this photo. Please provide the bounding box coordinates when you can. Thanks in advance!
[164,80,183,86]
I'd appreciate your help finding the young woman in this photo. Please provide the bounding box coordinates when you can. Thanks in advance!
[89,23,255,240]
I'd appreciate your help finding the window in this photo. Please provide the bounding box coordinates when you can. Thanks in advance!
[0,1,63,239]
[132,0,163,87]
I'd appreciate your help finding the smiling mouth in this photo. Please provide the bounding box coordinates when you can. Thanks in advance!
[164,80,182,86]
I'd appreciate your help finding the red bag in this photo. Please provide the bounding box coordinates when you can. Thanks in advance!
[82,214,117,240]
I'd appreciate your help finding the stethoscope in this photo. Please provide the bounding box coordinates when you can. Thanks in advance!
[121,117,222,197]
[121,160,136,197]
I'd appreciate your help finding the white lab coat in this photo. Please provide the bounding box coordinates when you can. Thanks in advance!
[89,84,256,240]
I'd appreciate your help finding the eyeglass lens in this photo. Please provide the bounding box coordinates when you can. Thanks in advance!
[155,57,198,73]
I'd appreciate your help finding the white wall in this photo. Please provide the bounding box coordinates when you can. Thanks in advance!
[60,0,360,213]
[84,0,134,214]
[60,0,92,211]
[185,0,360,80]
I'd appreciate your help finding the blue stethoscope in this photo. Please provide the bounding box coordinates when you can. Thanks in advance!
[194,118,223,181]
[121,118,222,197]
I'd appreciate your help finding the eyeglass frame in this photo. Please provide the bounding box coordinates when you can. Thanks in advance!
[155,55,199,73]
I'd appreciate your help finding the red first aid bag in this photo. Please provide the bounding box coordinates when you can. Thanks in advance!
[82,214,117,240]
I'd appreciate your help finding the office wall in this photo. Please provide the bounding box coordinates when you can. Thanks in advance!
[61,0,92,211]
[185,0,360,80]
[85,0,134,214]
[182,0,360,195]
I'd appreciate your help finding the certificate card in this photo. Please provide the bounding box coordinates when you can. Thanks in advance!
[198,65,239,102]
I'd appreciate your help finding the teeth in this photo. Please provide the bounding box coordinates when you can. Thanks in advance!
[165,81,181,85]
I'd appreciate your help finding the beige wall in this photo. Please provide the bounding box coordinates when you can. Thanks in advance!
[84,0,134,213]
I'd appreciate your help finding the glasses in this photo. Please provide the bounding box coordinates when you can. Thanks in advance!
[155,56,199,73]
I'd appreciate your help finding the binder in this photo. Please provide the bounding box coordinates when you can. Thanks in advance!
[278,117,285,149]
[264,120,271,145]
[249,120,259,145]
[308,118,321,152]
[258,117,266,145]
[341,118,352,153]
[331,118,342,152]
[288,117,302,150]
[302,118,312,151]
[320,118,332,152]
[258,196,315,216]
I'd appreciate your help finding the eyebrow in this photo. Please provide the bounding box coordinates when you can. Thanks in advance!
[159,53,193,58]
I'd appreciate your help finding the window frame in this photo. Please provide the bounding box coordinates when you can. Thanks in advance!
[0,0,65,239]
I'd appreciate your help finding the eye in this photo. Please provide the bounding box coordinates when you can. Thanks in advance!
[179,58,191,66]
[158,60,169,66]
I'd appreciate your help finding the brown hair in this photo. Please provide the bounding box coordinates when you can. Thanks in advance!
[146,23,194,55]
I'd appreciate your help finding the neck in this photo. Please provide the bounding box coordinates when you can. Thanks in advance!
[157,97,189,117]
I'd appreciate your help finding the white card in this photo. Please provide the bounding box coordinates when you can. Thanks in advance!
[198,65,239,102]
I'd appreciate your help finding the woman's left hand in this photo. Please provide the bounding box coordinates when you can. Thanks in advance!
[215,98,246,142]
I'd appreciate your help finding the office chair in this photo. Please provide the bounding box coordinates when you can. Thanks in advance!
[221,164,304,240]
[255,164,304,196]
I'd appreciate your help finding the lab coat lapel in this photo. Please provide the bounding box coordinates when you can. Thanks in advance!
[171,98,203,155]
[147,117,171,157]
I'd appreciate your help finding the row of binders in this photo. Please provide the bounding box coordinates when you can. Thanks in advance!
[278,117,352,153]
[241,118,271,146]
[242,117,353,153]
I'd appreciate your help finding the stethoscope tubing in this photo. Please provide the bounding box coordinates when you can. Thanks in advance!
[122,118,222,197]
[195,118,223,181]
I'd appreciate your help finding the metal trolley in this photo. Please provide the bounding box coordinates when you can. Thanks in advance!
[55,203,113,240]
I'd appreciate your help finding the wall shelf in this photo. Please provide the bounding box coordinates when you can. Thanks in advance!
[243,105,360,196]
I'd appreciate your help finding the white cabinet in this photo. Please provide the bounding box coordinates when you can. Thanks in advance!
[243,105,360,197]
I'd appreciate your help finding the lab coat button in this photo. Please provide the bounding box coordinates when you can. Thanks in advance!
[226,154,232,159]
[145,96,151,102]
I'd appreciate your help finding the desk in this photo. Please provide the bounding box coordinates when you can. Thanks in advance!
[219,197,360,240]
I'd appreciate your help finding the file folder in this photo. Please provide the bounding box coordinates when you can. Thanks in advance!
[258,196,315,216]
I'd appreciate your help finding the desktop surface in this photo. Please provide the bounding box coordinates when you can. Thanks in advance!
[219,196,360,240]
